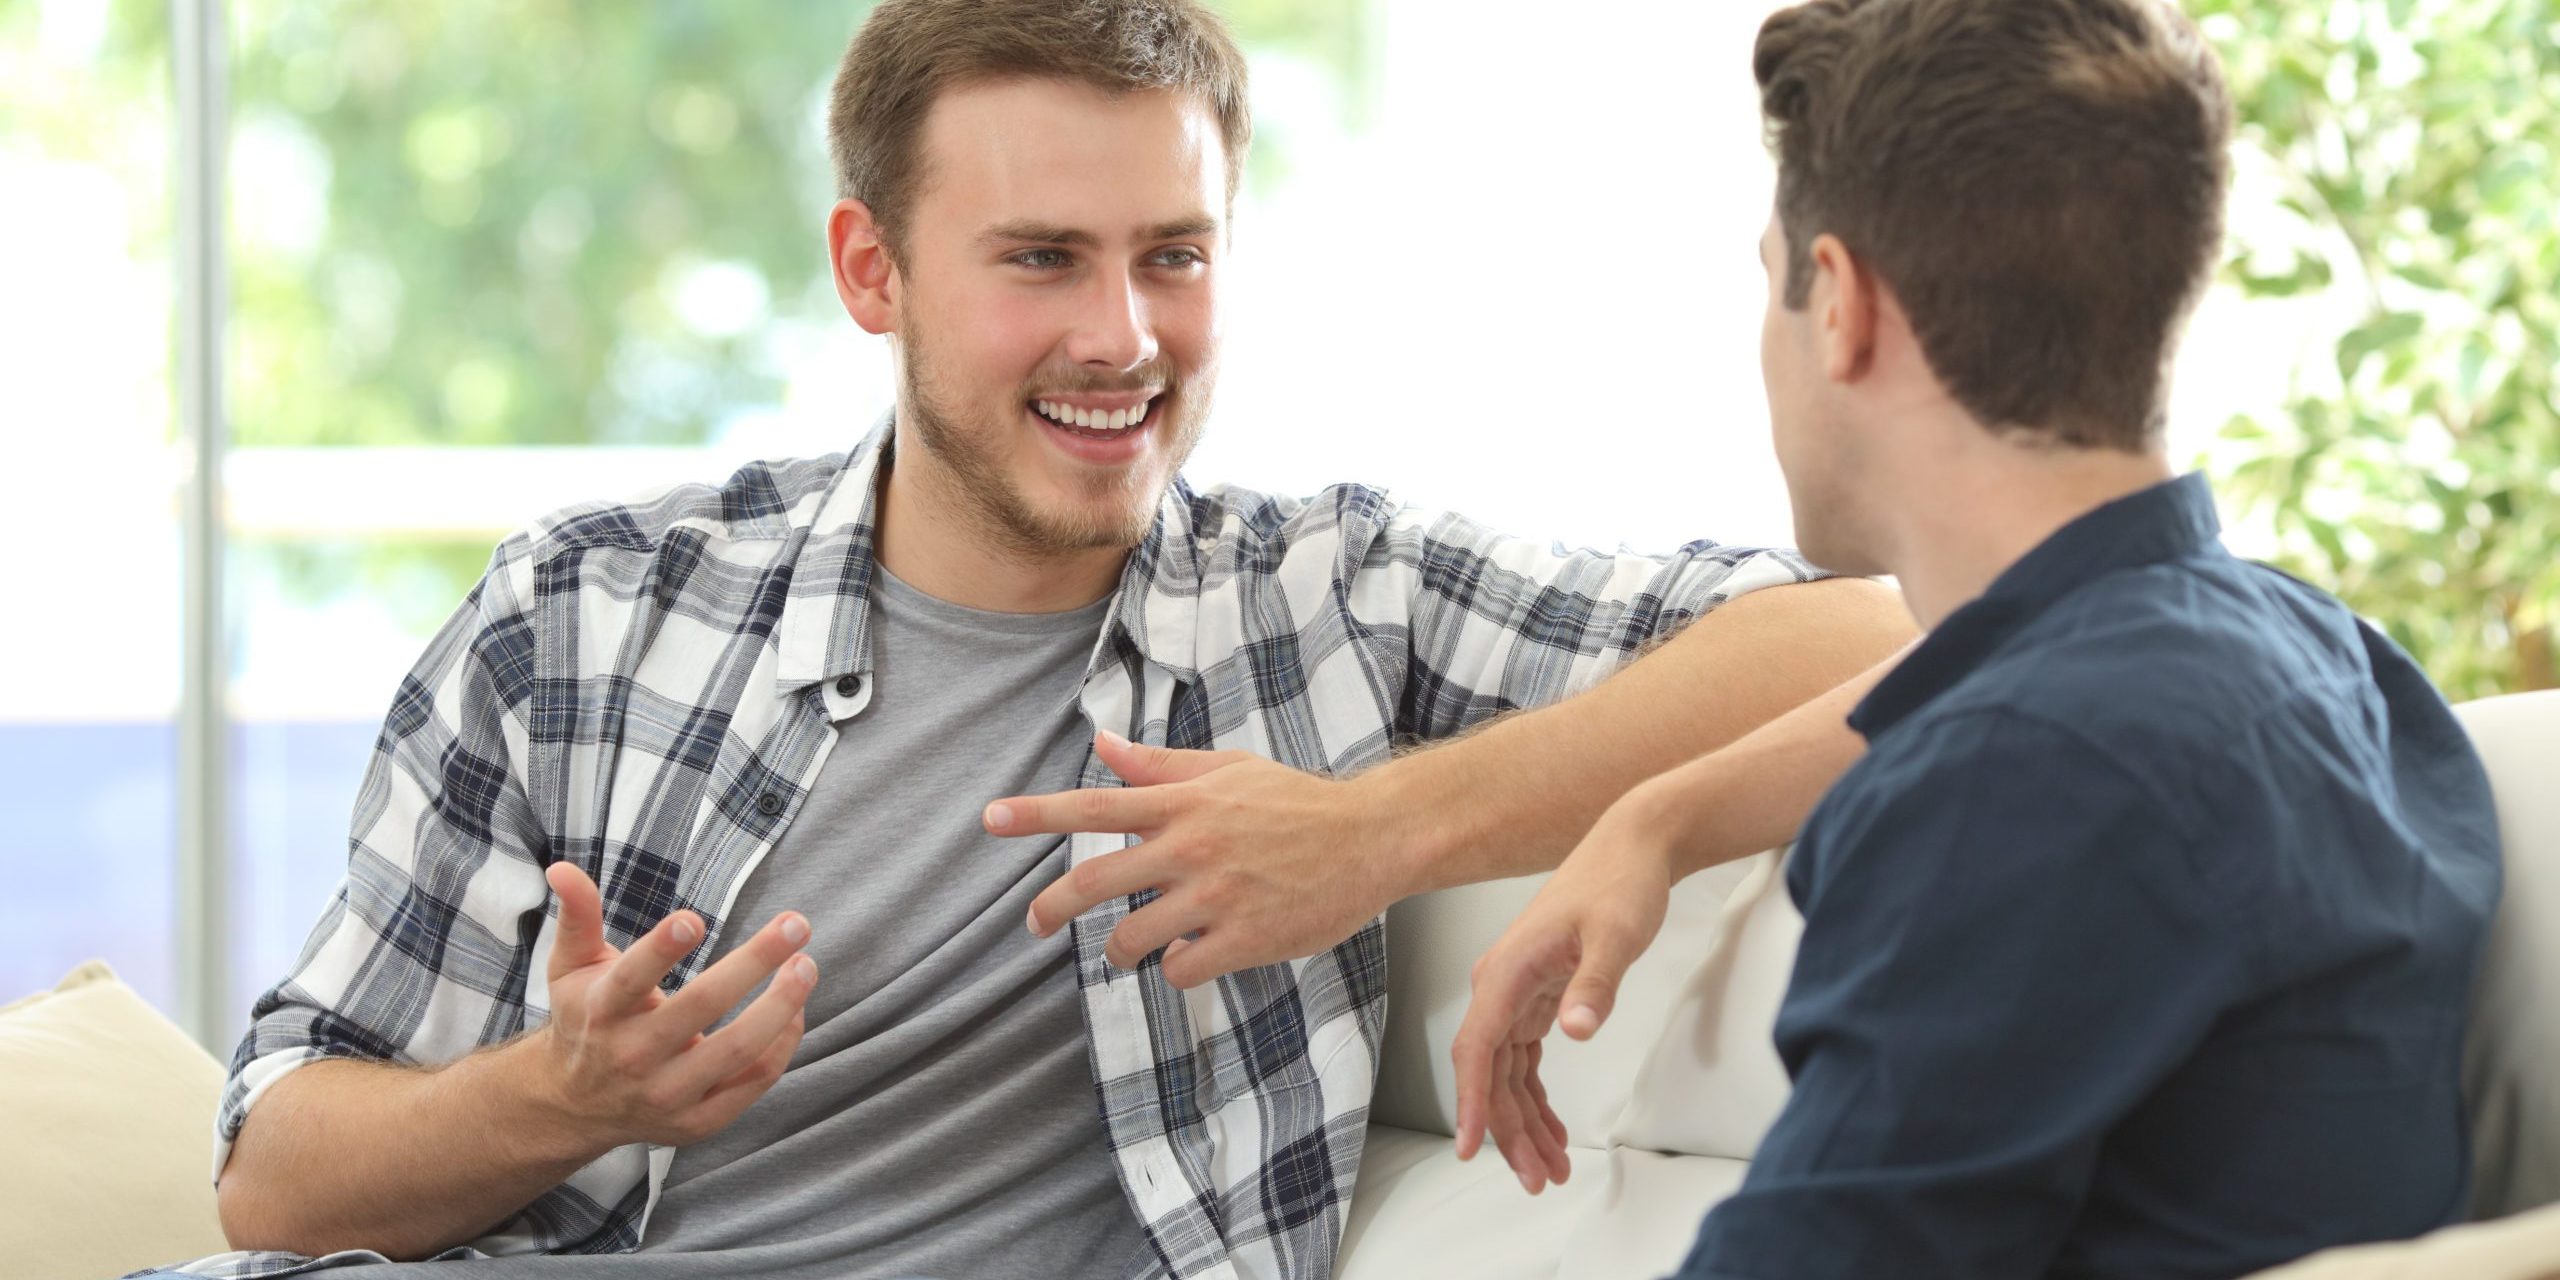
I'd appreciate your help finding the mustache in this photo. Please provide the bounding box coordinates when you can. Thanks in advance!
[1022,361,1174,400]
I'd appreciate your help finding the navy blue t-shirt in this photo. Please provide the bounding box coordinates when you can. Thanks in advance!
[1679,474,2501,1280]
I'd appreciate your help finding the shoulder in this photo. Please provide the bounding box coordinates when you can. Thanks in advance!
[455,453,846,644]
[513,453,847,566]
[1172,479,1406,581]
[1178,479,1400,547]
[1923,556,2378,808]
[1802,705,2214,923]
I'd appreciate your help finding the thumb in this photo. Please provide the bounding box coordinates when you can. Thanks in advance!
[545,860,614,978]
[1095,729,1246,785]
[1557,925,1641,1041]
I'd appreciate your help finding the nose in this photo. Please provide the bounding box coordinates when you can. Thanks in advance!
[1061,266,1156,373]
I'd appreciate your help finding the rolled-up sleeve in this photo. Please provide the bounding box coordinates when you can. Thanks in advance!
[1350,502,1822,740]
[214,534,553,1186]
[1680,709,2248,1280]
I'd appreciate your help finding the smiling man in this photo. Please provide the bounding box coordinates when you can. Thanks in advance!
[151,3,1911,1279]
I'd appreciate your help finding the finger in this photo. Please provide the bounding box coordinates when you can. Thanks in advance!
[1520,1043,1572,1186]
[596,907,704,1014]
[1451,1011,1500,1162]
[665,953,816,1101]
[984,783,1170,840]
[1525,1042,1570,1152]
[691,1010,805,1129]
[1490,1047,1542,1193]
[545,861,615,979]
[653,911,813,1044]
[1159,932,1255,990]
[1559,924,1643,1041]
[1463,943,1559,1054]
[1093,729,1252,786]
[1104,895,1213,970]
[1028,843,1176,938]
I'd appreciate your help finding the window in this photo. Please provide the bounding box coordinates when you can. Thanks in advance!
[0,0,182,1014]
[6,0,2528,1046]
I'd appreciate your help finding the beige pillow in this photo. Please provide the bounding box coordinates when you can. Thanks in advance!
[0,961,233,1279]
[2244,1202,2560,1280]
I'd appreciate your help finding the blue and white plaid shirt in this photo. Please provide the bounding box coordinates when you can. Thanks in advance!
[147,422,1817,1279]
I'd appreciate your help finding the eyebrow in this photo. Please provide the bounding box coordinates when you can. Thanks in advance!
[977,216,1220,249]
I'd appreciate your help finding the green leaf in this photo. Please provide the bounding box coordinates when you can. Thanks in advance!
[2335,311,2427,382]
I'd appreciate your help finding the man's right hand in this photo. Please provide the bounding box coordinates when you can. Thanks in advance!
[535,861,817,1150]
[1450,787,1680,1194]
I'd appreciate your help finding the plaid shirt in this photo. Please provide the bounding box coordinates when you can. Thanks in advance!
[144,423,1816,1279]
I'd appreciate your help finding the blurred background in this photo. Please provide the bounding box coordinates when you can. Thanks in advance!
[1,0,2552,1050]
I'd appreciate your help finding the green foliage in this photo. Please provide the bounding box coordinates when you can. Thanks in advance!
[2191,0,2560,697]
[215,0,1369,612]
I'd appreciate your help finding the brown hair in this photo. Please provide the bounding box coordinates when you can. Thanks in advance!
[827,0,1253,256]
[1755,0,2232,451]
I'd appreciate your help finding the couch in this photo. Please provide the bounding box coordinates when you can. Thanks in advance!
[1335,689,2560,1278]
[6,693,2555,1280]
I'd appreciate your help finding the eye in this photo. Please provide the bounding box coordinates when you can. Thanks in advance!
[1151,246,1207,269]
[1010,248,1072,271]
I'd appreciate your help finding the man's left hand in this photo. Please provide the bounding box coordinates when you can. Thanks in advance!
[989,731,1413,989]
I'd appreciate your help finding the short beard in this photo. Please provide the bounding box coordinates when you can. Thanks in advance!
[897,325,1209,558]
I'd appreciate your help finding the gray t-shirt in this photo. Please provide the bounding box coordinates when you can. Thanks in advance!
[437,567,1146,1279]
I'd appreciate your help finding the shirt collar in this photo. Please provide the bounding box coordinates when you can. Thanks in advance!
[772,413,1206,696]
[1850,471,2224,740]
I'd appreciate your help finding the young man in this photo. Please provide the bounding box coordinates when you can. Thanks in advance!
[1453,1,2503,1277]
[150,3,1911,1279]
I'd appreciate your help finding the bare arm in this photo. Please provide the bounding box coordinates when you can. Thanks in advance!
[1607,640,1898,879]
[1004,576,1914,986]
[216,863,815,1260]
[1449,647,1910,1192]
[1377,575,1912,891]
[217,1040,603,1261]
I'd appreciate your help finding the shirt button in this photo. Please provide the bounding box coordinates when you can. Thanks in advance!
[834,673,862,699]
[756,792,784,817]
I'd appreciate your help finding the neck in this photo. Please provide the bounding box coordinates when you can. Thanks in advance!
[1881,437,2177,630]
[874,448,1130,615]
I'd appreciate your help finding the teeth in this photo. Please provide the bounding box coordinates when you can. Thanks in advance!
[1032,398,1157,432]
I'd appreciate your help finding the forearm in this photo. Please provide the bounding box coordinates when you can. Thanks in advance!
[1616,653,1890,879]
[216,1033,605,1260]
[1371,576,1913,893]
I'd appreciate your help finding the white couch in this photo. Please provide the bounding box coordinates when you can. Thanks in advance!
[1334,690,2560,1279]
[8,695,2553,1279]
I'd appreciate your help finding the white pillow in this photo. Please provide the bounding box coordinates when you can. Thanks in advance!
[2453,691,2560,1220]
[0,961,234,1279]
[1371,848,1792,1157]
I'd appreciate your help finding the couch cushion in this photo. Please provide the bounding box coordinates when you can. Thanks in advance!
[0,961,233,1279]
[2453,690,2560,1219]
[1336,1124,1748,1280]
[1375,844,1798,1162]
[2244,1197,2560,1280]
[1356,849,1799,1278]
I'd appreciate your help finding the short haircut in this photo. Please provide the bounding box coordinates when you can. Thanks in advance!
[1756,0,2234,450]
[827,0,1253,256]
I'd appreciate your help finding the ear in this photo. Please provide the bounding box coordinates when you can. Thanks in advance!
[827,198,899,335]
[1809,232,1878,384]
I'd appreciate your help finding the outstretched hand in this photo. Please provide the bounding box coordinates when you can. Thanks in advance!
[1451,798,1678,1194]
[992,731,1415,989]
[534,861,816,1150]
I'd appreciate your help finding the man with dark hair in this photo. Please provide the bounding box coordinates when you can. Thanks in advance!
[144,2,1914,1278]
[1453,1,2502,1277]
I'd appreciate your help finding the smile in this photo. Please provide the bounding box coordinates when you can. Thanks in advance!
[1029,395,1159,441]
